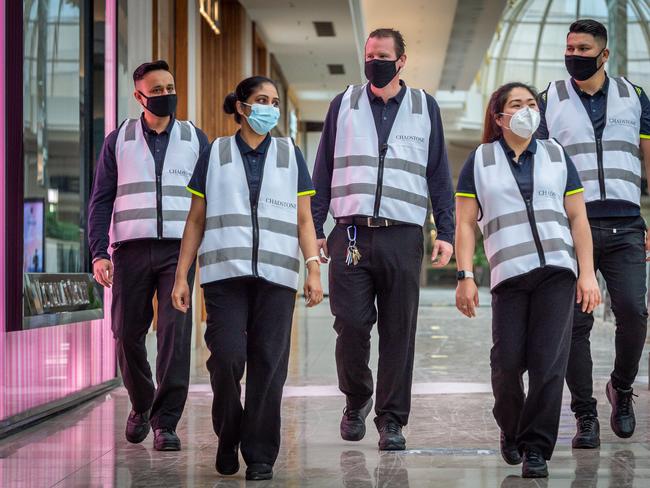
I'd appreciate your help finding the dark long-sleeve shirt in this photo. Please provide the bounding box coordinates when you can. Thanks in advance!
[310,81,455,243]
[88,114,209,261]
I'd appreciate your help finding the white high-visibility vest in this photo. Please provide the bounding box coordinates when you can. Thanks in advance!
[112,118,200,242]
[545,77,642,205]
[474,140,577,289]
[198,136,300,290]
[331,83,431,225]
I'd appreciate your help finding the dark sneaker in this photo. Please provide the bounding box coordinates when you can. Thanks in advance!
[606,380,637,438]
[572,414,600,449]
[125,410,150,444]
[377,422,406,451]
[246,463,273,481]
[215,443,240,475]
[499,431,522,465]
[522,449,548,478]
[340,398,373,441]
[153,428,181,451]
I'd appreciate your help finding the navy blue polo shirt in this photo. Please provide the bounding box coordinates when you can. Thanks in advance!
[456,137,584,205]
[310,81,455,243]
[88,114,209,261]
[537,76,650,219]
[187,132,315,205]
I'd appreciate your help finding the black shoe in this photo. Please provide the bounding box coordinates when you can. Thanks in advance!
[340,398,373,442]
[499,432,522,465]
[246,463,273,481]
[522,449,548,478]
[606,380,637,438]
[125,410,150,444]
[215,443,240,476]
[153,428,181,451]
[377,422,406,451]
[572,414,600,449]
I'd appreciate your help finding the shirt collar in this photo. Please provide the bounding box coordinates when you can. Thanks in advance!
[499,136,537,160]
[571,74,609,98]
[366,80,407,105]
[235,131,271,155]
[140,113,175,135]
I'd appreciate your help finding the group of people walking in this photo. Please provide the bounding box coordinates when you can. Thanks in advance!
[88,18,649,481]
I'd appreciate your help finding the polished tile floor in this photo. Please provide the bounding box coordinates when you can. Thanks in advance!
[1,288,649,487]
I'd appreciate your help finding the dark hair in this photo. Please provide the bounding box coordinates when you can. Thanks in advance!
[568,19,608,46]
[367,28,406,58]
[133,60,172,84]
[223,76,277,124]
[482,82,539,143]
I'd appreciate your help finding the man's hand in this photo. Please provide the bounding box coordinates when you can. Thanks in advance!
[93,258,113,288]
[456,279,479,318]
[431,240,453,268]
[576,273,601,314]
[172,277,191,313]
[317,238,330,263]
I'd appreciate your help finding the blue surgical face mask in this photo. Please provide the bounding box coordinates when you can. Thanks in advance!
[242,102,280,135]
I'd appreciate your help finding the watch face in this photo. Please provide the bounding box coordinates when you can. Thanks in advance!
[457,271,465,280]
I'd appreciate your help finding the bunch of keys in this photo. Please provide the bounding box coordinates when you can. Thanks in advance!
[345,225,362,266]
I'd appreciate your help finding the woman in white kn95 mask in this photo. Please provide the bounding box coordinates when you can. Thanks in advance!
[454,82,601,479]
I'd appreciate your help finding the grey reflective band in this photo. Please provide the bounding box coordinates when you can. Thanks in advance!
[162,185,192,197]
[276,138,290,168]
[579,168,642,187]
[410,88,422,115]
[205,214,297,237]
[163,210,189,221]
[258,217,298,237]
[218,137,232,165]
[116,181,156,197]
[199,247,299,272]
[482,142,496,167]
[179,121,192,141]
[565,140,640,158]
[483,209,569,240]
[350,84,364,110]
[124,118,138,141]
[331,183,428,209]
[614,77,630,98]
[555,80,569,102]
[538,140,562,163]
[113,207,157,223]
[334,155,426,178]
[489,238,574,268]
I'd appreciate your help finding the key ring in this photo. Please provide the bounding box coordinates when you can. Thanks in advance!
[346,225,357,244]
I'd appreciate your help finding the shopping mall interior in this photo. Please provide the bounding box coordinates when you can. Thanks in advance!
[1,0,650,486]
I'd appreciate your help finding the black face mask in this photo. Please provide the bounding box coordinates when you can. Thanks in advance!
[565,49,605,81]
[364,59,400,89]
[138,92,177,117]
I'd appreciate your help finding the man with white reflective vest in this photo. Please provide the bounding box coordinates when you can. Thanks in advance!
[456,82,600,478]
[172,76,323,482]
[537,19,650,447]
[88,60,208,451]
[311,28,455,451]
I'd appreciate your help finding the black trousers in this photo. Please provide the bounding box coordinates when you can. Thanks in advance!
[491,266,576,459]
[328,223,424,427]
[567,216,648,417]
[112,239,195,430]
[203,277,296,466]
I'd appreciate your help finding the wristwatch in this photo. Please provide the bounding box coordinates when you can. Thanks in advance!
[457,270,475,281]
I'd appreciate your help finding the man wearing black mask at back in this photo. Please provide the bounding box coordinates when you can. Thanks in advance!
[88,60,208,450]
[538,19,650,448]
[311,28,454,451]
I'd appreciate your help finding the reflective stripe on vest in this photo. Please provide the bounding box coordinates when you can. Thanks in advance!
[112,118,199,242]
[545,77,642,205]
[198,136,300,290]
[474,140,577,289]
[331,83,431,225]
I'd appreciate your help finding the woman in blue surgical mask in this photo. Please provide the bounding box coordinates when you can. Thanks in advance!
[454,82,600,479]
[171,76,323,481]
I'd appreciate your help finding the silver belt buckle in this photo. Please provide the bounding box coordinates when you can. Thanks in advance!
[367,217,387,228]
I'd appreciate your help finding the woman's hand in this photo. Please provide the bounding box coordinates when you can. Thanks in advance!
[456,279,479,318]
[303,264,323,307]
[576,273,601,314]
[172,277,191,313]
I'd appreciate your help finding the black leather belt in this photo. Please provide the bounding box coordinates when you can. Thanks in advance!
[336,216,403,228]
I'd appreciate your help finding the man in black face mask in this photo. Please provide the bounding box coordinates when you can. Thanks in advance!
[311,28,454,450]
[88,60,208,450]
[537,19,650,448]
